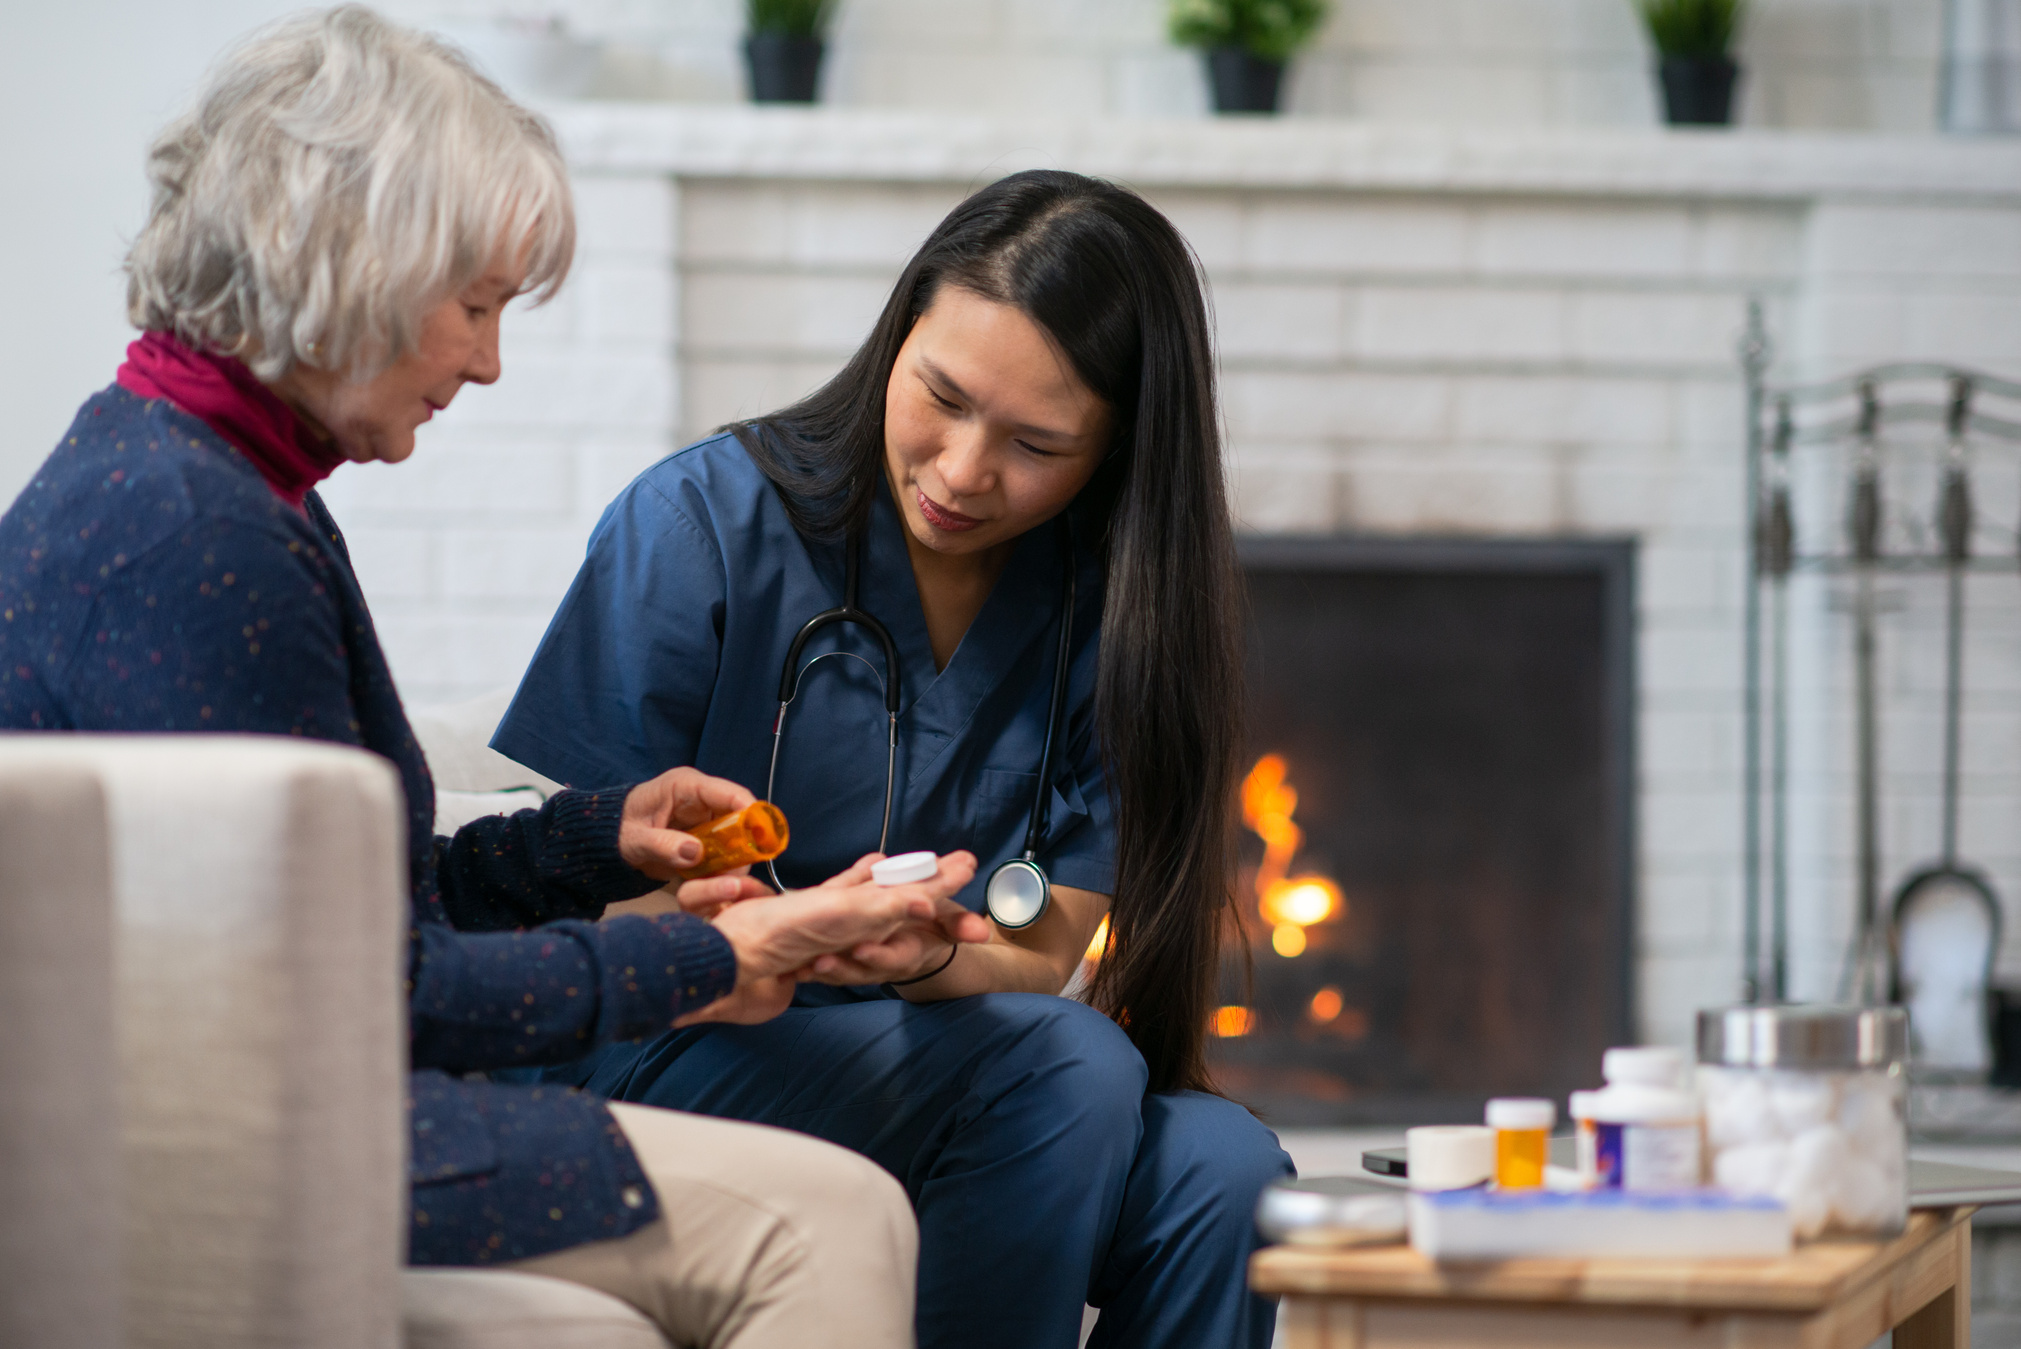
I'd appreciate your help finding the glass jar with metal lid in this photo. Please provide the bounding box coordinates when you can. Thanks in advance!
[1697,1005,1909,1239]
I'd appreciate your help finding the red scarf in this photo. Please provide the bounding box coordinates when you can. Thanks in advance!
[117,331,347,509]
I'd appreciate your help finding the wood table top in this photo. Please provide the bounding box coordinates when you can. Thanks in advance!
[1249,1207,1973,1313]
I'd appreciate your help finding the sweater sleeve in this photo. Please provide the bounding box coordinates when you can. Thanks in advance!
[408,911,737,1074]
[430,786,662,933]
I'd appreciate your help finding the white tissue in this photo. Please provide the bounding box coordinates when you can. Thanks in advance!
[1712,1140,1787,1197]
[1768,1073,1838,1135]
[1707,1072,1777,1147]
[1834,1153,1895,1233]
[1838,1077,1900,1158]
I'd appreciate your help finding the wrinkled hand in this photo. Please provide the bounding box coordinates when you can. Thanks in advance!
[667,871,774,919]
[796,853,991,986]
[617,768,756,880]
[676,852,985,1027]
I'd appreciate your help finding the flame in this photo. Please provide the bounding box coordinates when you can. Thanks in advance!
[1241,754,1343,937]
[1084,915,1111,962]
[1309,986,1344,1023]
[1271,923,1307,957]
[1213,1005,1255,1038]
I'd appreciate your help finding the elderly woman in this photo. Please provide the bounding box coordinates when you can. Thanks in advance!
[0,8,990,1345]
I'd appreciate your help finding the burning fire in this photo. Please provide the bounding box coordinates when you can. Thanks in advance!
[1213,1005,1255,1038]
[1240,754,1343,954]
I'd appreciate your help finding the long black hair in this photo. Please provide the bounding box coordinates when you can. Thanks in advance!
[731,169,1242,1095]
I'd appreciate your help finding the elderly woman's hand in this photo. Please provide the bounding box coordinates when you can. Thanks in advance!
[675,852,985,1027]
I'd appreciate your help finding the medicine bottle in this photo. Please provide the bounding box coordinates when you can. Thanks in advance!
[1568,1089,1600,1185]
[1589,1046,1701,1192]
[1485,1098,1555,1190]
[675,801,790,880]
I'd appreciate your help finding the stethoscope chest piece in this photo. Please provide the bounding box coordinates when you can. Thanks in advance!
[986,858,1050,930]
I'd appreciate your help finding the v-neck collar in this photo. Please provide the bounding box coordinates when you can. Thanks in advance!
[862,485,1066,768]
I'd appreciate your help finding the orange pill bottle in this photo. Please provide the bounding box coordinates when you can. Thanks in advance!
[1486,1097,1555,1190]
[675,801,789,879]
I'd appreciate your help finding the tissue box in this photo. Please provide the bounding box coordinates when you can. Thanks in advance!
[1410,1188,1792,1261]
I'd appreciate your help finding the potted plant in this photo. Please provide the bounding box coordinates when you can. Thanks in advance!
[745,0,834,104]
[1635,0,1746,125]
[1169,0,1330,115]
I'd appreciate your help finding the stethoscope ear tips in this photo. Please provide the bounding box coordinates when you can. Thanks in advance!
[985,858,1050,929]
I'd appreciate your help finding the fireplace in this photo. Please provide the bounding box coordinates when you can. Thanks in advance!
[1209,536,1637,1126]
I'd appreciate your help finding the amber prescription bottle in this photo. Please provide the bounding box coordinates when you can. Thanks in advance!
[675,801,790,879]
[1486,1097,1555,1190]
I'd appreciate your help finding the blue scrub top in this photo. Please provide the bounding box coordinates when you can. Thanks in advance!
[493,432,1116,909]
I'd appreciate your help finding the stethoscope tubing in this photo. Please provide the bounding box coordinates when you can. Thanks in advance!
[760,520,1076,926]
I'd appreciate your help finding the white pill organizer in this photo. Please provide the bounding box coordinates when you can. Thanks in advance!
[1409,1187,1793,1261]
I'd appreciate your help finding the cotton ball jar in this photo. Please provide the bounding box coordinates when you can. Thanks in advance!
[1697,1005,1908,1239]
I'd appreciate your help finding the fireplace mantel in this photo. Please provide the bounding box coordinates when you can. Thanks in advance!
[547,102,2021,204]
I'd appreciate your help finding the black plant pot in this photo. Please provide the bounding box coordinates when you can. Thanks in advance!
[1205,46,1285,114]
[1658,56,1738,125]
[745,34,824,104]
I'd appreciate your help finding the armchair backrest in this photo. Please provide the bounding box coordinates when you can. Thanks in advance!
[0,766,121,1349]
[0,736,409,1349]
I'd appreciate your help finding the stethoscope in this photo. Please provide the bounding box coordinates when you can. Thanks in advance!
[763,522,1075,931]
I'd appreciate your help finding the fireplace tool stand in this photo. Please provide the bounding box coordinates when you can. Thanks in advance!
[1739,306,2021,1014]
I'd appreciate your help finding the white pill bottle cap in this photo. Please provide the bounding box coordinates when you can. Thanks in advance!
[1484,1097,1556,1131]
[871,851,938,886]
[1603,1045,1686,1087]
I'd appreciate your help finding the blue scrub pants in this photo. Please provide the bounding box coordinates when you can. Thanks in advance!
[557,993,1292,1349]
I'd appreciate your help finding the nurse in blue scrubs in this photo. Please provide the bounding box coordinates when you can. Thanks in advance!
[495,169,1292,1348]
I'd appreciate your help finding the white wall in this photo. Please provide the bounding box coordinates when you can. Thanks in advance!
[386,0,1945,128]
[0,0,312,505]
[0,0,1963,507]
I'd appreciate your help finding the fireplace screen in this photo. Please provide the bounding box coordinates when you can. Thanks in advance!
[1209,537,1636,1126]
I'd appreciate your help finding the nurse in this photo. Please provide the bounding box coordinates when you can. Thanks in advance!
[495,169,1292,1348]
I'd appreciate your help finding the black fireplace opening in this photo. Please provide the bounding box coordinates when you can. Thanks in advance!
[1209,536,1637,1127]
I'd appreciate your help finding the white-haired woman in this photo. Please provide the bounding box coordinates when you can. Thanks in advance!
[0,8,990,1344]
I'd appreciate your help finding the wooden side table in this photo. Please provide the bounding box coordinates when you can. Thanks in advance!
[1251,1207,1973,1349]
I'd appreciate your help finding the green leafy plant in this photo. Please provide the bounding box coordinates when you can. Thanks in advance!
[1168,0,1329,62]
[1634,0,1744,58]
[747,0,834,39]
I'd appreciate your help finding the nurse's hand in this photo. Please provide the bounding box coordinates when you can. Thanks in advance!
[616,767,757,879]
[674,852,984,1026]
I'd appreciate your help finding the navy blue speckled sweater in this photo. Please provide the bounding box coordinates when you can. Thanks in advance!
[0,385,740,1264]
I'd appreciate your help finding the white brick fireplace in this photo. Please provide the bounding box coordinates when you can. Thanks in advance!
[317,107,2021,1047]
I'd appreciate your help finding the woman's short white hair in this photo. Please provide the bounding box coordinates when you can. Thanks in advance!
[126,5,573,380]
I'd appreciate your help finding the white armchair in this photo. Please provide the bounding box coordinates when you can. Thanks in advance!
[0,734,667,1349]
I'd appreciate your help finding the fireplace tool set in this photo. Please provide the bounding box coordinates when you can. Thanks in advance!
[1740,308,2021,1068]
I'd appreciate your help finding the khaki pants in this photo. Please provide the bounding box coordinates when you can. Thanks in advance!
[506,1102,918,1349]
